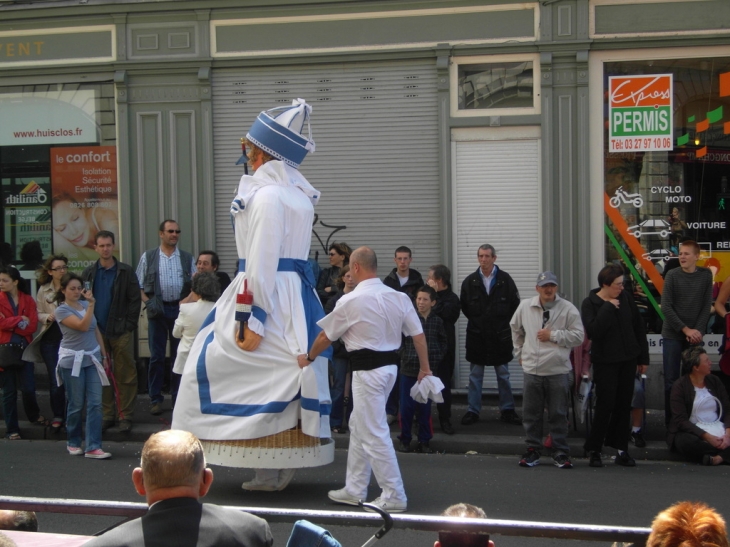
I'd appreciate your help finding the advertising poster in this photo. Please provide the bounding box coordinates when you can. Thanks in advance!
[50,146,119,271]
[2,177,52,263]
[609,74,673,153]
[604,60,730,343]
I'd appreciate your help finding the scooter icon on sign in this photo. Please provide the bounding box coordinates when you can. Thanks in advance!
[609,186,643,208]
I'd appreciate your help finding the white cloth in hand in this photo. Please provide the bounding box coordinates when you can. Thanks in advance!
[410,375,445,404]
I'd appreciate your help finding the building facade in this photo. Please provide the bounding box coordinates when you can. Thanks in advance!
[1,0,728,391]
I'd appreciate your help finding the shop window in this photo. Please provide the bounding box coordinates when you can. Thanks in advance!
[451,54,540,117]
[602,57,730,334]
[0,82,118,273]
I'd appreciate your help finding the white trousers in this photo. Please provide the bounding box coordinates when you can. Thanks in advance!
[345,365,406,503]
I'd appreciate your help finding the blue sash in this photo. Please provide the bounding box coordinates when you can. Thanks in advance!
[238,258,332,360]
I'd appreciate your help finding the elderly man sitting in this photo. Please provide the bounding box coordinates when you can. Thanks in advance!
[84,430,273,547]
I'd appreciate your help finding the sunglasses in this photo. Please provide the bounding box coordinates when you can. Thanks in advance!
[50,266,69,272]
[165,230,181,234]
[329,252,338,257]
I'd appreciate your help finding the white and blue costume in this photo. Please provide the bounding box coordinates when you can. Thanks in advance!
[172,159,332,445]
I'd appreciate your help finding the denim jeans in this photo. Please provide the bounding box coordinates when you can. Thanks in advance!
[398,374,433,444]
[148,303,181,404]
[467,362,515,414]
[1,361,41,435]
[40,339,66,420]
[662,338,687,423]
[61,365,103,451]
[522,372,570,455]
[329,357,349,428]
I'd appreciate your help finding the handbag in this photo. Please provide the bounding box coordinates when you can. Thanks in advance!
[0,342,26,369]
[696,396,726,438]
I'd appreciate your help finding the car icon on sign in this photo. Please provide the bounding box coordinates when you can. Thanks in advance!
[642,249,671,261]
[627,219,671,239]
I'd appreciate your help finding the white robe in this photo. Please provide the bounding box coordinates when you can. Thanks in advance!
[172,161,331,443]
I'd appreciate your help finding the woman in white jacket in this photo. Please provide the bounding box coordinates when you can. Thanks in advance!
[172,272,220,374]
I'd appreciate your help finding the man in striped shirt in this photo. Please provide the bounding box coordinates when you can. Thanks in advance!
[661,240,713,425]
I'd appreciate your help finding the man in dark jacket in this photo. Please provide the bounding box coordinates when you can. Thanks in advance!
[383,246,424,302]
[82,230,141,433]
[382,246,424,423]
[460,244,522,426]
[427,264,461,434]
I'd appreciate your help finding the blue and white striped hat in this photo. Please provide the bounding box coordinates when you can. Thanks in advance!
[245,98,315,169]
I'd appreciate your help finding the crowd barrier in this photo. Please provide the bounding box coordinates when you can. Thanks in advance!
[0,495,650,545]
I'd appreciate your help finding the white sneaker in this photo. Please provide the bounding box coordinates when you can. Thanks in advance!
[364,496,407,513]
[67,446,83,456]
[275,469,296,491]
[328,487,362,506]
[241,477,278,492]
[84,449,112,459]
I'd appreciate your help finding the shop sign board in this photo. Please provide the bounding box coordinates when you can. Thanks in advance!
[2,178,52,262]
[609,74,673,153]
[0,91,98,146]
[50,146,119,271]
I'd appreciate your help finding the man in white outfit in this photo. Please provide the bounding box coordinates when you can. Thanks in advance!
[298,246,432,513]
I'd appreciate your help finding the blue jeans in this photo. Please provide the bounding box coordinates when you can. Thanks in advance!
[1,361,41,435]
[61,364,103,451]
[40,339,66,420]
[148,303,181,404]
[467,362,515,414]
[329,357,349,428]
[398,374,433,444]
[522,372,570,455]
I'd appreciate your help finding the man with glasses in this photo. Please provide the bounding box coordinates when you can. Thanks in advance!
[137,220,196,415]
[510,271,584,468]
[82,230,141,432]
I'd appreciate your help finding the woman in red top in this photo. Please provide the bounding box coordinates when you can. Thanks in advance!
[0,265,42,439]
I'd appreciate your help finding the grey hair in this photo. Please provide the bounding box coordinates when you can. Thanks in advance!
[191,272,221,302]
[478,244,496,256]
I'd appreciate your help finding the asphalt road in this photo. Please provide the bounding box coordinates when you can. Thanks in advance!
[2,440,729,547]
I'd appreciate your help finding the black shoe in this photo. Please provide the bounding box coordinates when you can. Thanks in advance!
[398,441,412,453]
[588,451,604,467]
[415,442,433,454]
[500,410,523,425]
[631,430,646,448]
[553,454,573,469]
[461,411,480,426]
[101,420,115,432]
[440,419,455,435]
[615,451,636,467]
[519,447,540,467]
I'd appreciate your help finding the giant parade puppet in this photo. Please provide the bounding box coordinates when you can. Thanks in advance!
[172,98,334,491]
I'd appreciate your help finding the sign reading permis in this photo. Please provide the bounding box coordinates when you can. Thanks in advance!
[609,74,673,153]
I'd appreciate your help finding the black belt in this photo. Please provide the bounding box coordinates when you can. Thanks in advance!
[349,348,400,371]
[163,300,180,305]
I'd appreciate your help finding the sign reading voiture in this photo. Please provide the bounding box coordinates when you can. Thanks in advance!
[609,74,673,153]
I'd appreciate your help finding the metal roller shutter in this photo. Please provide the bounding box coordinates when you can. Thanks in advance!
[453,131,541,393]
[211,60,440,278]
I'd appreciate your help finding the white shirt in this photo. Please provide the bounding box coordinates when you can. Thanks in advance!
[691,387,720,424]
[318,277,423,352]
[480,265,497,295]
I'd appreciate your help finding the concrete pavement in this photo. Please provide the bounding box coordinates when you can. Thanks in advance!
[3,390,680,463]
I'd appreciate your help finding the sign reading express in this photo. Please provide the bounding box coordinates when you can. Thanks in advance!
[609,74,673,153]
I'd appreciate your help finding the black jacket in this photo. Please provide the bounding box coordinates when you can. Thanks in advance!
[383,268,424,302]
[668,373,730,449]
[460,266,520,366]
[580,289,649,366]
[81,258,141,338]
[433,287,461,373]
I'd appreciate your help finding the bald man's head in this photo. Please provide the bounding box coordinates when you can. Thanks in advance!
[140,430,206,490]
[350,247,377,273]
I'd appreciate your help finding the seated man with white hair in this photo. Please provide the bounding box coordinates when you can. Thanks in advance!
[84,430,273,547]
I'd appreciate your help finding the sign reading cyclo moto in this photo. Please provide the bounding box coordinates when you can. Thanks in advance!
[609,74,673,153]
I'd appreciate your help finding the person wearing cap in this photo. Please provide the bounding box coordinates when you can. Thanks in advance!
[172,98,332,491]
[510,272,584,469]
